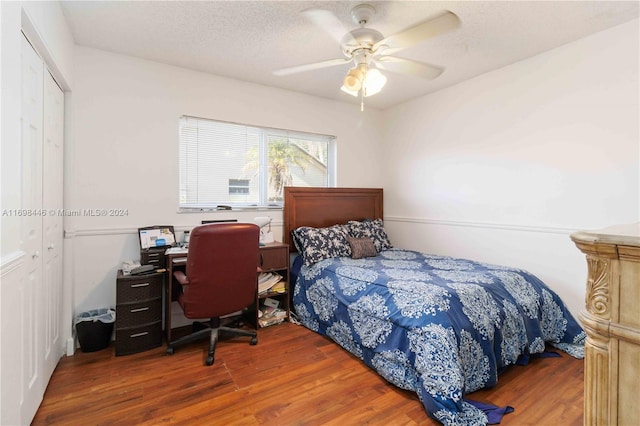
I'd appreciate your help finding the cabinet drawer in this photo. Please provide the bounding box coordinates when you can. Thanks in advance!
[116,299,162,327]
[260,247,288,271]
[143,257,162,266]
[116,274,163,303]
[115,323,162,356]
[140,250,166,269]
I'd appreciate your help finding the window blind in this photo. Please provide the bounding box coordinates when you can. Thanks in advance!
[179,116,334,210]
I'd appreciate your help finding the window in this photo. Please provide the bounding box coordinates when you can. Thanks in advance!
[179,116,335,210]
[228,179,250,195]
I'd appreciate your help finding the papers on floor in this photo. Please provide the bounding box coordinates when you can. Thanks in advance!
[258,272,283,294]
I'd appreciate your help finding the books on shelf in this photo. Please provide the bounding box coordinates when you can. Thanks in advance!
[268,280,286,293]
[258,272,283,294]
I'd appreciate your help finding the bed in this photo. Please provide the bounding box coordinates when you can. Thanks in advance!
[283,187,585,425]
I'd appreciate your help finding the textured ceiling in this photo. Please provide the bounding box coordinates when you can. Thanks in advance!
[60,1,639,110]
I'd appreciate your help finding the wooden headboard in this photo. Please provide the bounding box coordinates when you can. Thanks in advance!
[283,187,383,252]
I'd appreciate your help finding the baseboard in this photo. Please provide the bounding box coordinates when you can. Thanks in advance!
[66,337,75,356]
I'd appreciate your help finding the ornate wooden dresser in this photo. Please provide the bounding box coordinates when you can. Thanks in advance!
[571,223,640,425]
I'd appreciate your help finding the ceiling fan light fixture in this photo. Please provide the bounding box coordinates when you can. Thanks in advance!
[363,67,386,97]
[340,65,386,98]
[342,66,365,92]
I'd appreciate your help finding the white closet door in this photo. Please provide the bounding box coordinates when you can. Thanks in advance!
[20,34,45,422]
[42,70,65,382]
[19,34,65,424]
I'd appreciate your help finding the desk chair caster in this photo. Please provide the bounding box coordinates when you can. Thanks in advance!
[166,327,258,365]
[202,334,257,366]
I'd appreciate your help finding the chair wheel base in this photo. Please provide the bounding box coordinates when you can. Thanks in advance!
[205,355,214,366]
[166,347,174,356]
[250,336,258,345]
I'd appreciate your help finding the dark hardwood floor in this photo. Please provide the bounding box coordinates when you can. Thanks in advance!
[32,322,583,425]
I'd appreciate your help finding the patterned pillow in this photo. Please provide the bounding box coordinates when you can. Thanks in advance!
[347,237,378,259]
[292,224,352,265]
[346,218,392,252]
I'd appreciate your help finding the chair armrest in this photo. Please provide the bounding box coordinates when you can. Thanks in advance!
[173,270,190,286]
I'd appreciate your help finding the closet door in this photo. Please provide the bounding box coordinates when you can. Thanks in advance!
[19,34,65,423]
[42,70,65,381]
[20,34,45,421]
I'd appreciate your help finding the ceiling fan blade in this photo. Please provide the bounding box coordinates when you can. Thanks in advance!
[273,58,351,76]
[302,8,356,45]
[373,10,460,52]
[376,56,444,80]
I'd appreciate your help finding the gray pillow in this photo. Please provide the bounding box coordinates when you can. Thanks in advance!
[346,219,392,252]
[347,237,378,259]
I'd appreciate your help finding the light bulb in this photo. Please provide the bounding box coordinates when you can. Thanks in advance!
[363,68,386,97]
[343,74,362,92]
[342,67,364,92]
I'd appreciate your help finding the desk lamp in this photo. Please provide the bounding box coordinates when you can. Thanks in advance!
[253,216,274,245]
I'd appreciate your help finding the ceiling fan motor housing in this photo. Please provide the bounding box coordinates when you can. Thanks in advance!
[341,28,384,56]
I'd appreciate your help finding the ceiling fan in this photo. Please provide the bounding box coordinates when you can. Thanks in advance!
[273,4,461,108]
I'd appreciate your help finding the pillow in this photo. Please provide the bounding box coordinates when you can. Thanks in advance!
[346,218,393,252]
[347,237,377,259]
[292,224,352,265]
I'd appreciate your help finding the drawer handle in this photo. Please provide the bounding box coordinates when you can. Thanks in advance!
[130,332,149,338]
[131,283,150,288]
[130,307,149,313]
[147,253,159,257]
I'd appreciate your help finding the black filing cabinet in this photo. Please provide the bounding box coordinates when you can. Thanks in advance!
[140,247,167,269]
[115,270,163,356]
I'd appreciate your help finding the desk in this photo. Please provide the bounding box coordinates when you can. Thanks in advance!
[164,248,188,344]
[163,242,290,344]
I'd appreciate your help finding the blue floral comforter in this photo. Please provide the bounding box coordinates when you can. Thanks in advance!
[292,249,585,425]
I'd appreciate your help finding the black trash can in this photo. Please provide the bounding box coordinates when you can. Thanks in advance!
[75,308,116,352]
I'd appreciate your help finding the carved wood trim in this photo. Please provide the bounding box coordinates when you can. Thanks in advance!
[585,255,610,318]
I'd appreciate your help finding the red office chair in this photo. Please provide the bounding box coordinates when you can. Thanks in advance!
[166,223,260,365]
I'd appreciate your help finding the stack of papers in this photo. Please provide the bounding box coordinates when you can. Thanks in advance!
[258,272,282,294]
[258,297,286,327]
[258,306,287,328]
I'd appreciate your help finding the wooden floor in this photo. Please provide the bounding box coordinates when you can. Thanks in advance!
[33,322,583,425]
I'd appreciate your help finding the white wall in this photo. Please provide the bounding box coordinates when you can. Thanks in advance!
[382,19,639,318]
[68,47,385,314]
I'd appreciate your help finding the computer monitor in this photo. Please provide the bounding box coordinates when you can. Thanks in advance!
[138,225,176,250]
